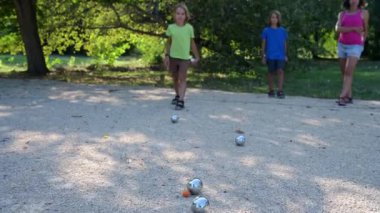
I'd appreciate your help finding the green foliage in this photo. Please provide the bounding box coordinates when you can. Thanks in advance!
[134,35,165,64]
[84,29,131,65]
[1,0,379,72]
[0,33,24,54]
[366,0,380,59]
[188,0,263,71]
[186,0,343,71]
[0,0,23,55]
[45,56,62,69]
[68,56,76,66]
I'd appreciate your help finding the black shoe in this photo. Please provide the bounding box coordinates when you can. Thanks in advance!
[347,97,353,104]
[175,100,185,110]
[268,90,275,98]
[277,91,285,99]
[171,95,179,105]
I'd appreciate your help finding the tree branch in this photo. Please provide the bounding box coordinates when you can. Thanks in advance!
[106,2,165,37]
[83,24,165,38]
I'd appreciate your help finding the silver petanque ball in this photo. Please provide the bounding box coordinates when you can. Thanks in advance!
[171,114,179,123]
[235,135,246,146]
[191,196,209,213]
[187,178,203,195]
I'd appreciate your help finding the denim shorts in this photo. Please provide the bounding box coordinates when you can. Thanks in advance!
[338,42,364,59]
[267,59,286,73]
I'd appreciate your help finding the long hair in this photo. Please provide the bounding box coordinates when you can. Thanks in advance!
[173,2,191,22]
[268,10,282,27]
[343,0,367,9]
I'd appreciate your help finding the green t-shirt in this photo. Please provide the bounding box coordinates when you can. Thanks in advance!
[166,23,195,60]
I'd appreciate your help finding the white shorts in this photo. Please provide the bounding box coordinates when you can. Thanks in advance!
[338,42,364,59]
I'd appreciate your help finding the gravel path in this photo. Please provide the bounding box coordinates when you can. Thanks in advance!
[0,79,379,213]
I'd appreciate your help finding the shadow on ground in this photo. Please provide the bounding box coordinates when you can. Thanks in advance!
[0,79,379,212]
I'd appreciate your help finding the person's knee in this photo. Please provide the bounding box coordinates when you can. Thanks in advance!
[344,70,353,77]
[176,76,185,83]
[178,73,187,81]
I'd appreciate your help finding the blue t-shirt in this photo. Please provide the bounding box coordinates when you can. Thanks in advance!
[261,27,288,60]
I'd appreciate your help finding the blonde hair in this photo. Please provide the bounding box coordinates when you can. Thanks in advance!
[173,2,191,22]
[268,10,282,26]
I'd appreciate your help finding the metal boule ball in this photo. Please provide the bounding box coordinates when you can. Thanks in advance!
[171,114,179,123]
[191,196,209,213]
[235,135,246,146]
[187,178,203,195]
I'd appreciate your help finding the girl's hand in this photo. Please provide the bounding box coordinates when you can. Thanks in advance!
[191,58,200,66]
[164,56,170,70]
[261,57,267,65]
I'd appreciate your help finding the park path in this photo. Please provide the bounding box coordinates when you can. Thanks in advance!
[0,79,379,212]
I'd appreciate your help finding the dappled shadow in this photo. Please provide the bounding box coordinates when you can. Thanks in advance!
[0,79,379,212]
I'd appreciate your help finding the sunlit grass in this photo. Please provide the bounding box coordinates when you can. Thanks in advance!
[1,55,379,100]
[0,55,26,73]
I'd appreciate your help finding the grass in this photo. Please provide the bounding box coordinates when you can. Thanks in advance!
[284,60,380,100]
[1,54,379,100]
[0,54,148,72]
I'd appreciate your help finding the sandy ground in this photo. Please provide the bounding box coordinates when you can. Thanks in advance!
[0,78,379,213]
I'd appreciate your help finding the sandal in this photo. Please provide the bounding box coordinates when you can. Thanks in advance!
[175,100,185,110]
[337,97,347,106]
[277,90,285,99]
[268,90,275,98]
[336,97,352,105]
[171,95,179,105]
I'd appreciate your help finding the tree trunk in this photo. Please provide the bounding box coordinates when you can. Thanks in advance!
[312,32,321,59]
[13,0,48,76]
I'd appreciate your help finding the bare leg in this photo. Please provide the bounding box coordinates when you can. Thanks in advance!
[339,58,346,77]
[268,73,275,91]
[169,60,179,96]
[277,69,284,91]
[340,56,359,98]
[177,61,190,101]
[172,71,179,96]
[339,58,351,98]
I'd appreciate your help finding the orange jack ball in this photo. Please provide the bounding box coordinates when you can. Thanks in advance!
[182,189,191,197]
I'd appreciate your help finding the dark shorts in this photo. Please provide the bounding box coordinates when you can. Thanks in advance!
[169,57,190,73]
[267,59,286,73]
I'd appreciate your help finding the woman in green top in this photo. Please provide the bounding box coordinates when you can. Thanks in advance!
[164,3,200,110]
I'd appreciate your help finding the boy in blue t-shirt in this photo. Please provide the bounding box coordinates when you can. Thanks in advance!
[261,10,288,99]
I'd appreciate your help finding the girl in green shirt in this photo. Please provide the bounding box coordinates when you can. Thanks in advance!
[164,3,200,110]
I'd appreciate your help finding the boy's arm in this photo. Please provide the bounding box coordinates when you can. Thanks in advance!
[261,39,266,64]
[285,40,288,62]
[261,39,266,58]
